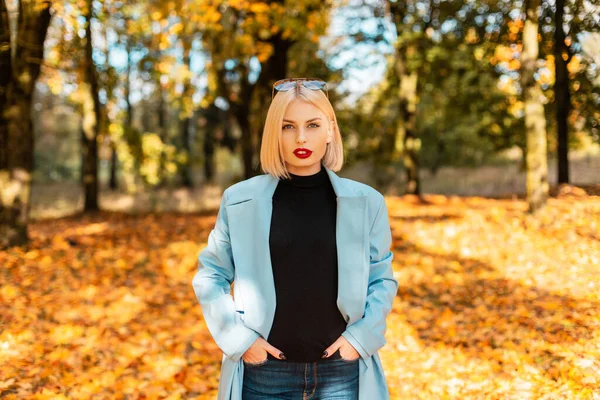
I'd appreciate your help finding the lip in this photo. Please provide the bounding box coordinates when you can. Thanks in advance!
[293,148,312,159]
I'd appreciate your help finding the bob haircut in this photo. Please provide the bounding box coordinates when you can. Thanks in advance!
[260,84,344,180]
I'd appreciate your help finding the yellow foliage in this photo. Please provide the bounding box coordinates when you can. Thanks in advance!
[465,28,478,44]
[539,67,554,86]
[50,324,85,345]
[473,47,484,61]
[2,193,600,397]
[508,59,521,71]
[169,22,184,35]
[567,55,583,75]
[228,0,248,10]
[494,45,514,63]
[508,100,524,117]
[249,3,269,13]
[46,73,63,96]
[490,123,502,134]
[282,27,293,40]
[255,42,274,63]
[1,284,18,301]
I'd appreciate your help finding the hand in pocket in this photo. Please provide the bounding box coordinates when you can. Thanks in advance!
[322,336,360,361]
[242,337,286,363]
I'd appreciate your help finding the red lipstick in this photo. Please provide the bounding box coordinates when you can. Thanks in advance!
[293,148,312,159]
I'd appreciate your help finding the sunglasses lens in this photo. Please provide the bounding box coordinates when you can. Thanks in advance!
[275,81,297,92]
[272,79,328,99]
[303,80,326,90]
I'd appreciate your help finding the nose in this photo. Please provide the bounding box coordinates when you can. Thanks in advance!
[296,129,307,144]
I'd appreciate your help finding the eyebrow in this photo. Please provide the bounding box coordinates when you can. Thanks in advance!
[282,117,322,124]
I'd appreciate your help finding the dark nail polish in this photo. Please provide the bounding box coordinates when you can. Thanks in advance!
[279,352,286,360]
[322,350,328,358]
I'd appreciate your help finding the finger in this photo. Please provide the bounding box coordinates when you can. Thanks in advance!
[322,340,342,358]
[265,343,286,360]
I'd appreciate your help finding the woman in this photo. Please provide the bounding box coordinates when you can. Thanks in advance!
[192,78,398,400]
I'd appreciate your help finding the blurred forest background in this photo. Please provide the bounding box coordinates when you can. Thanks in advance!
[1,0,600,398]
[1,0,599,233]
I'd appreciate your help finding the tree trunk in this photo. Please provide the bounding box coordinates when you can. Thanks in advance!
[0,0,10,171]
[123,39,142,183]
[100,16,117,191]
[179,38,193,187]
[213,32,292,180]
[202,107,216,184]
[393,45,421,196]
[157,80,167,187]
[388,0,422,197]
[81,0,101,211]
[254,32,291,174]
[109,141,118,190]
[554,0,571,184]
[0,0,52,248]
[234,103,254,180]
[522,0,549,213]
[125,40,133,128]
[220,61,256,180]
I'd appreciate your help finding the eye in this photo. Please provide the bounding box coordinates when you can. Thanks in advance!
[308,123,320,128]
[282,124,295,130]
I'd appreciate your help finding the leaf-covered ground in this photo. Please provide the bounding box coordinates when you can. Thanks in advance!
[1,191,599,399]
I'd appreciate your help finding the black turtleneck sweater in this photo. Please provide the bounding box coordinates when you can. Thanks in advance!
[266,166,346,362]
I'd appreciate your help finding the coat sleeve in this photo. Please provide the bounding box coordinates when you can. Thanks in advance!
[341,194,398,360]
[191,188,260,362]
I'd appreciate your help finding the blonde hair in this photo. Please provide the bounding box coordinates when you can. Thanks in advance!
[260,84,344,180]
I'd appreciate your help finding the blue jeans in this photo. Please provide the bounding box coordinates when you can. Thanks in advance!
[242,349,359,399]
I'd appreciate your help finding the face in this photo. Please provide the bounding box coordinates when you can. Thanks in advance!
[280,98,334,176]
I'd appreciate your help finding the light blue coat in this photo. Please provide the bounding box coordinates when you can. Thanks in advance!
[192,166,398,399]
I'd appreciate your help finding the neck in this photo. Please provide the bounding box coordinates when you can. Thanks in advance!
[281,166,328,188]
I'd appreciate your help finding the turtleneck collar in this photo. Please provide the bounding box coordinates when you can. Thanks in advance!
[280,166,328,188]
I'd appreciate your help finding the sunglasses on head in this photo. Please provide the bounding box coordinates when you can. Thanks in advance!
[272,78,329,100]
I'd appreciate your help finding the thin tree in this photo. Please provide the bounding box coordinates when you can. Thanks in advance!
[522,0,549,213]
[80,0,101,211]
[553,0,572,184]
[387,0,421,196]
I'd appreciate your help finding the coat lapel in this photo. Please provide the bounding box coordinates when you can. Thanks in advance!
[225,166,369,340]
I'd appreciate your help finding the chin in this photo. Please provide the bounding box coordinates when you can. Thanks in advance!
[285,153,324,166]
[286,158,318,167]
